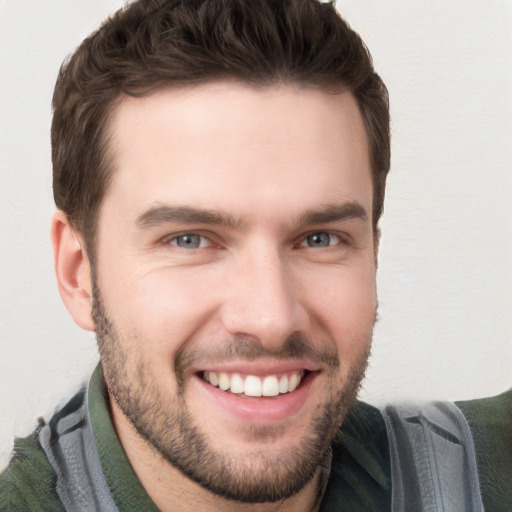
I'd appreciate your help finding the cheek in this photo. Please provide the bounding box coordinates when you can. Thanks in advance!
[102,268,222,355]
[306,266,376,352]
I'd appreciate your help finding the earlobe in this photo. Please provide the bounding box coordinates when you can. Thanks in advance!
[51,211,95,331]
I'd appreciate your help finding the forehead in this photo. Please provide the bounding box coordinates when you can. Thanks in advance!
[103,82,372,224]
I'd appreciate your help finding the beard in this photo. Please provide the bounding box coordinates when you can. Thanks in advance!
[92,279,372,503]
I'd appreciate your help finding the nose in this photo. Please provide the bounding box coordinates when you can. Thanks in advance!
[220,247,309,351]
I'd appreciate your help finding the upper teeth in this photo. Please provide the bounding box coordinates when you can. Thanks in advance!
[203,371,304,397]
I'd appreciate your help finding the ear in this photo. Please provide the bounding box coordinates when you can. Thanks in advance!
[51,211,95,331]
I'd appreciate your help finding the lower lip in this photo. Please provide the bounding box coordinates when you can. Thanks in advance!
[193,372,317,424]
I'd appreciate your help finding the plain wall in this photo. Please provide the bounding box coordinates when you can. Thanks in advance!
[1,0,511,470]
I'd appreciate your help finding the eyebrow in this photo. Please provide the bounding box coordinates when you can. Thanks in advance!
[298,202,368,225]
[135,205,242,229]
[135,201,368,230]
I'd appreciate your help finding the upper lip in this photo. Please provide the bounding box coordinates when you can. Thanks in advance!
[191,358,321,377]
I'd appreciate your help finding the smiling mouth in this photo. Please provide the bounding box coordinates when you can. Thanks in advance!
[201,370,307,397]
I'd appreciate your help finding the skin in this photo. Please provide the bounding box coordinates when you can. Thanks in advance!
[52,82,378,512]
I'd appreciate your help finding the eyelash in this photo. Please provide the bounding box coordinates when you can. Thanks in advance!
[166,233,213,249]
[298,232,343,249]
[162,231,347,250]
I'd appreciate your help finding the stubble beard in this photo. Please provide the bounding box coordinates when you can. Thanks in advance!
[92,279,372,503]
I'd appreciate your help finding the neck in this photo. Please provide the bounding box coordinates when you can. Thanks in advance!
[110,398,327,512]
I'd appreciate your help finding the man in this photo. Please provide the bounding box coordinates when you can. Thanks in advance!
[0,0,510,510]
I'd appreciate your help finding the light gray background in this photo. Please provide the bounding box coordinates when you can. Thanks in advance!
[1,0,511,469]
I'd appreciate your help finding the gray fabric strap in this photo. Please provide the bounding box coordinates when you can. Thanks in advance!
[381,401,484,512]
[39,379,119,512]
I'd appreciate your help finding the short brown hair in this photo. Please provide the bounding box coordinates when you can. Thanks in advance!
[52,0,390,254]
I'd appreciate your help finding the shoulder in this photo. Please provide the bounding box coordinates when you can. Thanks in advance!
[0,423,63,511]
[456,389,512,510]
[0,389,87,512]
[322,401,391,511]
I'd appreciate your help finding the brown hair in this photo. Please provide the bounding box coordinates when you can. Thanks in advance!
[52,0,390,255]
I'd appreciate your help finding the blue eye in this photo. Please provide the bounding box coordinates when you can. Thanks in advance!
[303,232,338,248]
[171,234,205,249]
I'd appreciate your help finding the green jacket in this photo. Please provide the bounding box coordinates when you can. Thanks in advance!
[1,366,511,511]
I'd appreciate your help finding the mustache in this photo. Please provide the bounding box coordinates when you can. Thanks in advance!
[174,332,340,375]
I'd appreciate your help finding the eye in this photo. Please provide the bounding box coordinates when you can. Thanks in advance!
[169,234,211,249]
[301,232,340,248]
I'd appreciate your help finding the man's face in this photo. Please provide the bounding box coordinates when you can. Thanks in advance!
[92,83,377,502]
